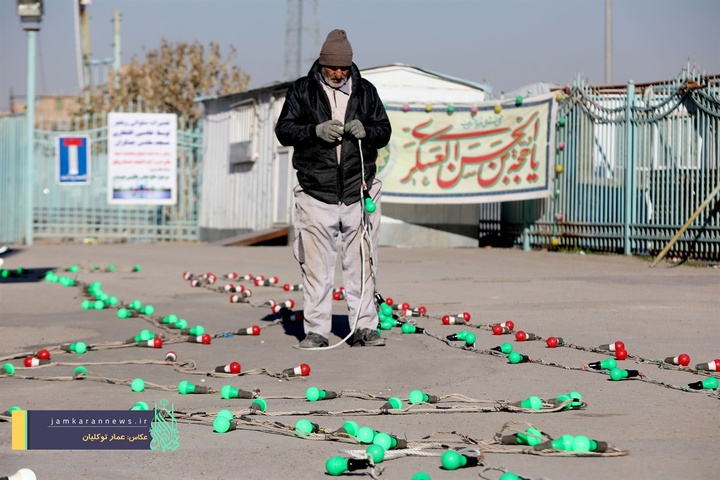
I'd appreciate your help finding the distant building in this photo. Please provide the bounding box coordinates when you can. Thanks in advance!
[7,95,78,126]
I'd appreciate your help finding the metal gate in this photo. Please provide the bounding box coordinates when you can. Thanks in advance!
[0,105,203,244]
[500,66,720,261]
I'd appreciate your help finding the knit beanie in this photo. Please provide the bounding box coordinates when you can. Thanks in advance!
[318,29,353,67]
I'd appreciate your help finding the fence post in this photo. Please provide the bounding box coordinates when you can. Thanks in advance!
[623,81,635,255]
[24,28,38,246]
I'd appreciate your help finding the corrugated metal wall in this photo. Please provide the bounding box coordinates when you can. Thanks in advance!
[199,89,288,241]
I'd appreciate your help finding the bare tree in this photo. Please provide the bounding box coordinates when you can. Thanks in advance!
[76,39,249,126]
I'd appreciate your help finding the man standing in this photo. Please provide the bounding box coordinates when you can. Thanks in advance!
[275,29,391,349]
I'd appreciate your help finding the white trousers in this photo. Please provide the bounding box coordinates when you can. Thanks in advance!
[293,179,382,339]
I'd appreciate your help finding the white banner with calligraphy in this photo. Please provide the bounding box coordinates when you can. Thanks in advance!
[376,92,558,204]
[107,112,178,205]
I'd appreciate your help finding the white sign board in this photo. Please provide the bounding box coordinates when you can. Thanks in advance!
[107,112,177,205]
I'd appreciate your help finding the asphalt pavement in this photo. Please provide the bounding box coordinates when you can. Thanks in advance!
[0,243,718,480]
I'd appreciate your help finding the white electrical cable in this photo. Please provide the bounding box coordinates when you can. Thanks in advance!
[296,138,376,351]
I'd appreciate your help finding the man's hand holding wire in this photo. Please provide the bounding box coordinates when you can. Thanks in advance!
[316,120,344,143]
[344,119,366,139]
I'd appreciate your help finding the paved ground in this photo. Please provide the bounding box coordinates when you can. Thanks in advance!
[0,243,718,480]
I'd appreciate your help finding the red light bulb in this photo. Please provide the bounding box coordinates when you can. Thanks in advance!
[286,299,295,308]
[333,291,342,301]
[615,348,628,360]
[615,341,625,351]
[37,349,51,360]
[462,312,471,321]
[229,361,241,374]
[283,284,291,291]
[492,324,504,335]
[300,363,311,376]
[546,336,559,348]
[152,337,164,348]
[401,302,411,311]
[417,306,427,315]
[678,354,690,366]
[251,325,261,335]
[201,334,212,345]
[442,315,451,325]
[503,320,514,330]
[385,297,394,306]
[24,356,37,367]
[515,331,527,342]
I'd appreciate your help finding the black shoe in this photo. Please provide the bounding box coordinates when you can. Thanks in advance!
[298,332,328,348]
[352,328,386,347]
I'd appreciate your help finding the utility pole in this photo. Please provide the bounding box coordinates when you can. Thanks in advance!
[605,0,612,84]
[284,0,320,81]
[79,0,91,91]
[113,8,121,89]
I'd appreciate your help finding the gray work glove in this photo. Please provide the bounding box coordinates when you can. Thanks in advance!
[315,120,344,143]
[344,119,366,139]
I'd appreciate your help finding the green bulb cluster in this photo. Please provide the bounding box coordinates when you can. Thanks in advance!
[554,391,583,409]
[44,272,75,287]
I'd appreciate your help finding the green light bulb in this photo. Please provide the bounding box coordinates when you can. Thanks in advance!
[551,434,574,451]
[117,308,131,319]
[388,397,402,409]
[411,473,431,480]
[380,303,393,317]
[213,416,234,433]
[93,300,105,310]
[140,305,155,315]
[515,96,523,105]
[366,444,385,463]
[401,323,417,334]
[44,271,56,282]
[128,300,142,310]
[175,319,188,330]
[600,358,617,370]
[408,390,427,404]
[500,473,522,480]
[8,406,22,414]
[189,325,205,336]
[70,342,87,354]
[107,296,119,306]
[131,401,149,411]
[137,330,154,342]
[609,368,628,381]
[326,457,349,476]
[295,418,317,437]
[372,432,393,450]
[250,397,267,412]
[81,300,92,310]
[73,366,87,378]
[380,319,395,330]
[341,420,359,437]
[567,391,583,407]
[2,363,15,375]
[107,265,116,272]
[441,449,465,470]
[68,265,79,273]
[306,386,325,402]
[217,409,233,420]
[559,117,567,127]
[517,427,543,446]
[456,330,468,341]
[163,314,178,324]
[131,378,145,392]
[133,265,141,272]
[178,380,196,395]
[221,385,238,399]
[688,377,719,390]
[463,332,476,346]
[500,343,513,354]
[356,426,376,444]
[520,396,543,410]
[99,293,110,302]
[508,351,523,364]
[571,435,591,452]
[364,197,377,213]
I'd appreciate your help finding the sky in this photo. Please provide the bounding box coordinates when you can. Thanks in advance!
[1,0,719,111]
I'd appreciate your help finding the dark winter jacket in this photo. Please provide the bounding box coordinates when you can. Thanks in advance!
[275,61,391,205]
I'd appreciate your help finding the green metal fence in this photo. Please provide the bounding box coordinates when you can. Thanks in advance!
[499,66,720,261]
[0,104,203,244]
